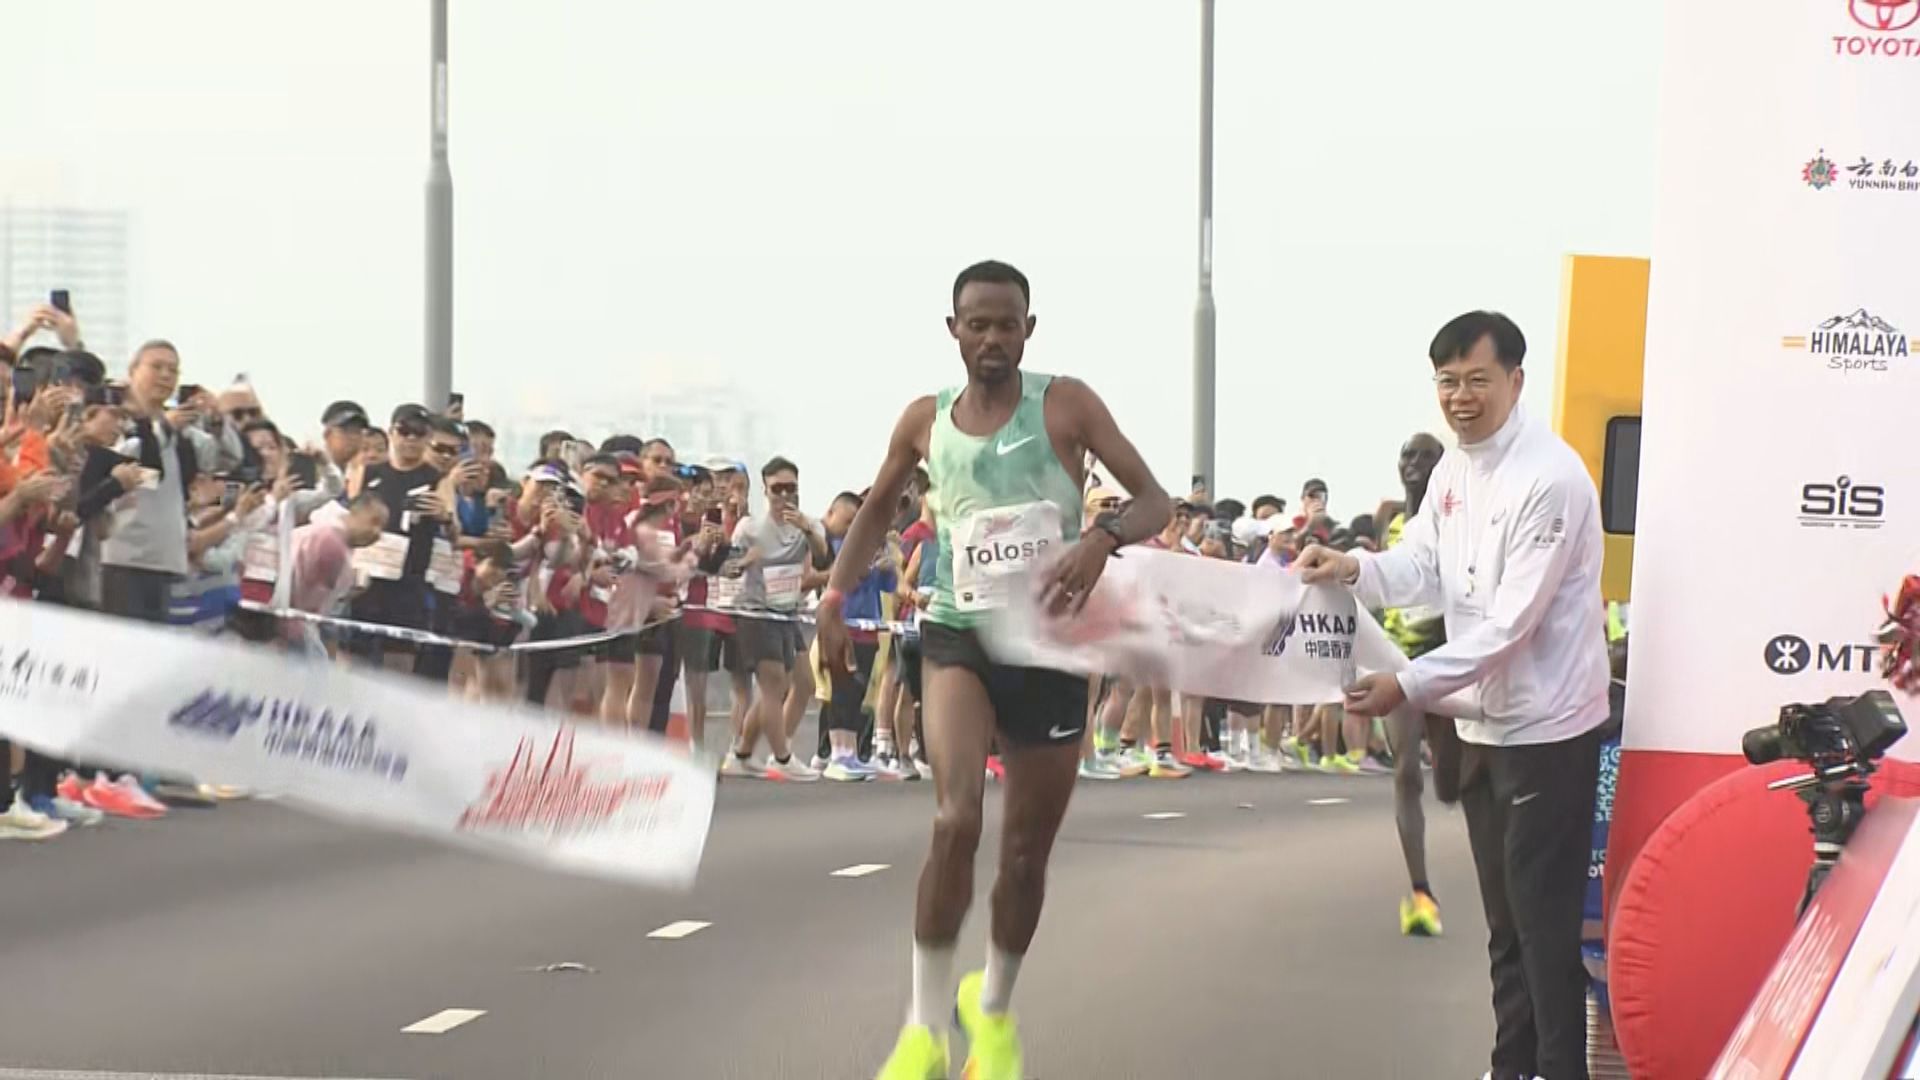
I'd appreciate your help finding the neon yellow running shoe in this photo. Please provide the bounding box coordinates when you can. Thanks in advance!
[1321,751,1360,775]
[875,1023,949,1080]
[955,970,1022,1080]
[1399,891,1444,937]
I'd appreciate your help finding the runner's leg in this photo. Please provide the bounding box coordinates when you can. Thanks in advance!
[1389,707,1429,890]
[913,659,996,1026]
[987,739,1080,1010]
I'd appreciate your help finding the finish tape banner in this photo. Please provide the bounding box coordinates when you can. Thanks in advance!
[0,600,716,889]
[984,547,1473,713]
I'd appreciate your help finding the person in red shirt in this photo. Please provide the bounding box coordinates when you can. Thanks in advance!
[579,453,640,726]
[677,464,745,755]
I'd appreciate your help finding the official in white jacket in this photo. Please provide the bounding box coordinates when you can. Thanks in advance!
[1299,311,1609,1080]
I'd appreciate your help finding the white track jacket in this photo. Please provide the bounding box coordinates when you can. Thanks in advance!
[1351,406,1609,747]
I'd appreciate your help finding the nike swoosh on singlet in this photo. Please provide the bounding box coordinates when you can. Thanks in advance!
[996,435,1037,456]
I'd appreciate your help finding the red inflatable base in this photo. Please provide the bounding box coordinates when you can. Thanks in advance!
[1605,752,1920,1079]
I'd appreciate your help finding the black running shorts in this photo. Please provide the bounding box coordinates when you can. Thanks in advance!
[919,621,1088,748]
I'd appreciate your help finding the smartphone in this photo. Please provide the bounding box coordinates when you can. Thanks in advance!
[287,452,319,490]
[221,481,243,509]
[12,366,36,405]
[65,398,83,428]
[703,507,724,527]
[49,289,71,315]
[175,384,204,406]
[446,391,463,411]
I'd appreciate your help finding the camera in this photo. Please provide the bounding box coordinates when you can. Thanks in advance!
[1745,690,1908,917]
[1742,690,1907,770]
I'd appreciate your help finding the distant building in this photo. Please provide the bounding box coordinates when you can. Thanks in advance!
[0,204,133,365]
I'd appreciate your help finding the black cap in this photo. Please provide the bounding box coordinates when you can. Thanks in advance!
[322,400,371,429]
[1303,477,1328,497]
[390,403,432,428]
[600,434,645,456]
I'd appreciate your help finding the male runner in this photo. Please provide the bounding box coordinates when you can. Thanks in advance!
[1380,431,1457,937]
[817,260,1170,1080]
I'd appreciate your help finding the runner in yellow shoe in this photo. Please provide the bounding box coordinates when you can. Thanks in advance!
[820,261,1171,1080]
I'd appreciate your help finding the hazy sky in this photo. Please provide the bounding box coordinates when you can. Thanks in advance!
[1,0,1661,516]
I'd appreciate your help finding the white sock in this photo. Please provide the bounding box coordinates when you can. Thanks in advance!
[910,941,955,1031]
[980,944,1023,1016]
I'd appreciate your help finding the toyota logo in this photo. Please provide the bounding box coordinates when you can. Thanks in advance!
[1852,0,1920,32]
[1766,634,1812,675]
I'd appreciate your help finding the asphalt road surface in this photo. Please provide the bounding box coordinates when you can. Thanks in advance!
[0,756,1494,1080]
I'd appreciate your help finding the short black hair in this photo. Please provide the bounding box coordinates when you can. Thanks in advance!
[1252,494,1285,516]
[1430,310,1526,371]
[240,418,281,439]
[428,413,465,438]
[952,260,1030,310]
[643,437,675,455]
[833,490,863,509]
[347,491,387,515]
[1214,498,1246,521]
[539,429,575,453]
[762,455,798,481]
[466,420,496,439]
[600,434,644,456]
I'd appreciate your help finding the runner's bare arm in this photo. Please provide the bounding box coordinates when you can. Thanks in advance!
[826,396,935,598]
[1054,378,1171,546]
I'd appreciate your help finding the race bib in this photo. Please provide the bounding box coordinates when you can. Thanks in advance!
[426,539,462,595]
[763,563,804,608]
[241,532,281,583]
[352,533,409,583]
[708,571,743,611]
[950,501,1064,613]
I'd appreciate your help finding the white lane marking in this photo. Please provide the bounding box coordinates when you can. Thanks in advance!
[0,1072,414,1080]
[647,919,712,939]
[831,863,891,878]
[1142,811,1186,820]
[1308,797,1350,806]
[401,1008,486,1035]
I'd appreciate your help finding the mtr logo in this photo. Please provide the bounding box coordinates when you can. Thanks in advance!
[1836,0,1920,57]
[1763,633,1880,676]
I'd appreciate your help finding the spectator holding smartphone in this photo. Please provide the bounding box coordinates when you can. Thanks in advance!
[343,403,447,672]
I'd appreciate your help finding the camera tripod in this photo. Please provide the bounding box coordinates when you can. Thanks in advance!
[1770,762,1874,918]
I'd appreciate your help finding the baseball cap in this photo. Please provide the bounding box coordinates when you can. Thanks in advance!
[1231,515,1277,548]
[390,403,432,429]
[1084,486,1121,511]
[321,401,371,430]
[615,452,646,479]
[1302,478,1329,498]
[527,462,570,487]
[702,455,745,474]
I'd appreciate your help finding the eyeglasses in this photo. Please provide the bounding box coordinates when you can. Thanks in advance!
[393,423,428,439]
[227,406,263,422]
[769,482,799,497]
[1434,373,1501,396]
[429,442,461,457]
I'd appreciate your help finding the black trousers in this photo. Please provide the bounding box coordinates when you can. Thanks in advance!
[99,565,174,624]
[646,628,681,736]
[819,641,879,760]
[1459,725,1603,1080]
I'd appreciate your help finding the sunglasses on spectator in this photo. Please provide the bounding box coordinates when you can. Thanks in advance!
[227,406,263,422]
[769,482,799,497]
[393,422,428,439]
[429,441,461,456]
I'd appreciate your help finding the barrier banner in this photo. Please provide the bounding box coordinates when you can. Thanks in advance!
[983,547,1451,709]
[0,600,716,889]
[1710,798,1920,1080]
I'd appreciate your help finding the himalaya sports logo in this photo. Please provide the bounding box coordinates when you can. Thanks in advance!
[1782,309,1914,373]
[459,728,673,837]
[1834,0,1920,57]
[1262,611,1357,660]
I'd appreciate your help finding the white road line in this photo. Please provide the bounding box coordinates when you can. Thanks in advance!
[830,863,891,878]
[1142,811,1187,820]
[400,1008,487,1035]
[0,1072,414,1080]
[647,919,713,939]
[1308,797,1350,806]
